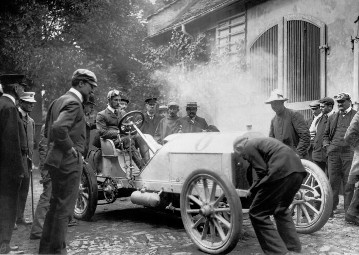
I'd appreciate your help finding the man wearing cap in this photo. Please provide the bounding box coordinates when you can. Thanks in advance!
[138,97,162,162]
[311,97,335,173]
[233,136,307,254]
[323,92,357,216]
[0,74,28,254]
[16,92,37,228]
[39,69,97,254]
[154,102,180,145]
[96,89,144,168]
[307,101,322,161]
[176,102,209,133]
[158,105,168,118]
[266,89,310,159]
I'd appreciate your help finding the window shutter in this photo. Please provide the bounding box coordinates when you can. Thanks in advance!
[250,25,278,96]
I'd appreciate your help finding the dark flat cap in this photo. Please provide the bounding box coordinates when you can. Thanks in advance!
[0,74,27,87]
[72,69,97,87]
[186,102,198,108]
[145,97,157,104]
[309,100,320,108]
[319,97,334,105]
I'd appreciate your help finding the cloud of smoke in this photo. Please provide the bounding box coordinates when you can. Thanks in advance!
[151,53,276,135]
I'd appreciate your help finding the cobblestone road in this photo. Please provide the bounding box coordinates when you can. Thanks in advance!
[11,170,359,255]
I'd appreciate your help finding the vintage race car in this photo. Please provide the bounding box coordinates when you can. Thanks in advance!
[75,111,333,254]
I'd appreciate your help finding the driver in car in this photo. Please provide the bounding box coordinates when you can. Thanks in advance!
[96,89,144,169]
[233,136,307,255]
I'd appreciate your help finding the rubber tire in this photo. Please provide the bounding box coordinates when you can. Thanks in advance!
[180,169,242,254]
[74,162,98,221]
[294,159,333,234]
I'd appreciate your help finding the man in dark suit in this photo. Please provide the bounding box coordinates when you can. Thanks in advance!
[39,69,97,254]
[138,97,162,162]
[312,97,335,173]
[0,74,29,254]
[96,89,144,169]
[233,136,307,254]
[323,92,357,216]
[176,102,208,133]
[266,89,310,159]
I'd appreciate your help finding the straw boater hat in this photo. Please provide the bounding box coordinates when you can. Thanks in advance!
[265,89,288,104]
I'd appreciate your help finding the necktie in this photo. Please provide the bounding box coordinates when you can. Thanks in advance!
[114,110,118,116]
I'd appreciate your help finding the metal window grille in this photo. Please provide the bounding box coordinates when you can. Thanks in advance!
[286,20,321,103]
[250,25,278,96]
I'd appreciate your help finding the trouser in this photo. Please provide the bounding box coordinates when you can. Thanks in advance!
[134,135,150,163]
[30,179,52,238]
[313,161,327,176]
[39,153,82,254]
[327,146,354,211]
[249,172,305,255]
[0,176,22,247]
[118,136,144,169]
[17,174,30,221]
[347,184,359,217]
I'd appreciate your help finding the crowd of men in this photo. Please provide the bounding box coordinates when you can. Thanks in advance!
[1,69,359,254]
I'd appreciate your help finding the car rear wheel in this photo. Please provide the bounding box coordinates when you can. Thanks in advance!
[290,159,333,234]
[180,169,242,254]
[74,162,98,221]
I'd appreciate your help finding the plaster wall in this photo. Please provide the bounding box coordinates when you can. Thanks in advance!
[246,0,359,98]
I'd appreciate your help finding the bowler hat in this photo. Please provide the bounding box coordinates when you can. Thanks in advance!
[0,74,27,87]
[334,92,351,101]
[20,92,36,103]
[319,97,334,105]
[265,89,288,104]
[145,97,157,104]
[72,69,97,87]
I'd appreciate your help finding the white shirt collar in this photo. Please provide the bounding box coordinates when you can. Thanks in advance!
[69,88,83,103]
[107,105,117,113]
[343,107,352,115]
[2,93,16,105]
[18,107,27,117]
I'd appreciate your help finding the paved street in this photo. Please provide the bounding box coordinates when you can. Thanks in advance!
[11,170,359,255]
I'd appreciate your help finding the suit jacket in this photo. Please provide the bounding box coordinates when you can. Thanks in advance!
[140,113,162,136]
[176,115,208,133]
[96,108,125,140]
[312,114,329,162]
[323,109,357,153]
[244,137,307,191]
[269,108,310,158]
[0,96,26,180]
[44,91,86,168]
[344,112,359,183]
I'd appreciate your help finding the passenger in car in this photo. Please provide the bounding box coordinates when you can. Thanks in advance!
[176,102,208,133]
[233,136,307,255]
[154,102,180,144]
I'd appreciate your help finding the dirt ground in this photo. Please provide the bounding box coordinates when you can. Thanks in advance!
[10,170,359,255]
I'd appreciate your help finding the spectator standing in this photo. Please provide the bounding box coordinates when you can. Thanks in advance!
[266,89,310,159]
[39,69,97,254]
[311,97,335,173]
[323,92,356,216]
[154,102,180,144]
[158,105,168,118]
[344,108,359,225]
[0,74,28,254]
[176,102,208,133]
[16,92,37,227]
[119,96,129,113]
[233,136,307,254]
[307,100,322,160]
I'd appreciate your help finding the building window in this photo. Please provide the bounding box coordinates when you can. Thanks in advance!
[249,15,326,110]
[217,12,246,55]
[250,25,278,96]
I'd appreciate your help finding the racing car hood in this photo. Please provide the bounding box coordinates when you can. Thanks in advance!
[162,131,265,154]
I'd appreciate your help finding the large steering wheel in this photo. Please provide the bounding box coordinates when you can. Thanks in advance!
[118,111,144,135]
